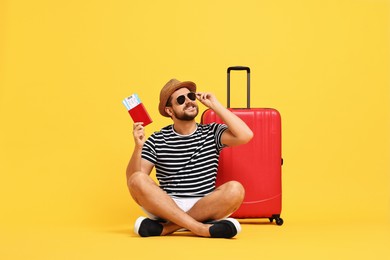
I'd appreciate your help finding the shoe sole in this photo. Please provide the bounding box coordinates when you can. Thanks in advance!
[134,216,147,235]
[225,218,242,234]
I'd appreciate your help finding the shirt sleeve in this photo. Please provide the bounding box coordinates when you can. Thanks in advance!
[141,134,157,165]
[212,123,228,152]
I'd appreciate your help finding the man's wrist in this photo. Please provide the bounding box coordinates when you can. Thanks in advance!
[134,145,143,152]
[209,100,224,112]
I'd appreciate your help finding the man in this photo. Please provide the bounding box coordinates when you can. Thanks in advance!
[126,78,253,238]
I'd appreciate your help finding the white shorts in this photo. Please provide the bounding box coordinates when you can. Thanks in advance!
[141,197,202,220]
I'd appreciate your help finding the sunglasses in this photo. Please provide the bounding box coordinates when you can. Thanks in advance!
[176,92,196,105]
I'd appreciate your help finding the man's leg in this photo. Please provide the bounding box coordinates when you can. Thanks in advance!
[162,180,245,235]
[128,171,210,237]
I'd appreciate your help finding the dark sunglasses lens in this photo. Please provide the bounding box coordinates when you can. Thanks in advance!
[187,92,196,101]
[176,93,196,105]
[176,95,186,105]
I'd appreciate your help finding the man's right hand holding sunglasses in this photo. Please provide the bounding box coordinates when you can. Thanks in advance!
[195,92,221,110]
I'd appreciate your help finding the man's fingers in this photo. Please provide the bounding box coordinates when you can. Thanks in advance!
[133,122,144,130]
[196,92,211,101]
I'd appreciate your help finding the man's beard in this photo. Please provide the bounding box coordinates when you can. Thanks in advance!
[173,104,199,121]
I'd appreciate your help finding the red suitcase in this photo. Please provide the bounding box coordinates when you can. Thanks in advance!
[201,66,283,225]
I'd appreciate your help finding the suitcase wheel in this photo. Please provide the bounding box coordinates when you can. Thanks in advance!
[275,218,284,226]
[269,215,284,226]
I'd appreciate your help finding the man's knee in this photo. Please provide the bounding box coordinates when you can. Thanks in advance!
[127,171,156,205]
[224,181,245,203]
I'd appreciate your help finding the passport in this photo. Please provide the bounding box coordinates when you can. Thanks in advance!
[122,94,153,126]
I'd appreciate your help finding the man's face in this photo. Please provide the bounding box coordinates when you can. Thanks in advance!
[168,88,198,121]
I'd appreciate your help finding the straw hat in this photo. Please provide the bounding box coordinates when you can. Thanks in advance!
[158,78,197,117]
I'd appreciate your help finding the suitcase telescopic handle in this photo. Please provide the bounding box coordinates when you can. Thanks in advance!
[227,66,251,108]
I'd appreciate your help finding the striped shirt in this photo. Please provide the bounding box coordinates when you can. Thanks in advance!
[142,123,228,198]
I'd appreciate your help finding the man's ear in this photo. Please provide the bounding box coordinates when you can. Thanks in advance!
[165,107,173,117]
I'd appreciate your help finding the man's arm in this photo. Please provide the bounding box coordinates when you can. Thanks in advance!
[126,122,154,181]
[196,92,253,146]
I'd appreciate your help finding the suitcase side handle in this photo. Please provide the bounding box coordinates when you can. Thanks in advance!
[227,66,251,108]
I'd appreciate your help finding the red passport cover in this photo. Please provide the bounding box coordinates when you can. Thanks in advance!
[128,103,152,126]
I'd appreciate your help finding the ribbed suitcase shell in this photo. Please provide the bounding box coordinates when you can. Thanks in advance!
[202,108,282,221]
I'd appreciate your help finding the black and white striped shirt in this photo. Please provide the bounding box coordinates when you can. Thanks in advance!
[142,123,228,198]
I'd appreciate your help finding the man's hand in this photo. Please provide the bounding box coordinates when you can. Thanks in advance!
[196,92,221,109]
[133,122,146,149]
[197,92,253,147]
